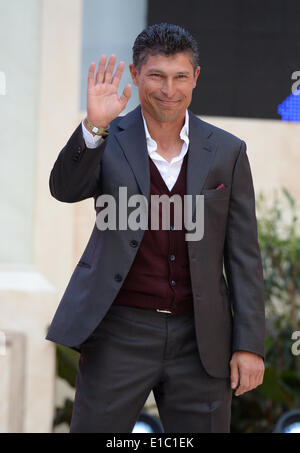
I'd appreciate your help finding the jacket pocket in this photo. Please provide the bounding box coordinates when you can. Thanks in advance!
[202,186,230,200]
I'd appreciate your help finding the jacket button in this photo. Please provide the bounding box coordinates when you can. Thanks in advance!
[73,150,82,162]
[170,254,175,261]
[171,280,176,287]
[130,240,138,248]
[114,274,123,282]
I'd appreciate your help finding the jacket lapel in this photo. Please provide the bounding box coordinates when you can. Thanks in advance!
[114,105,217,215]
[186,110,218,217]
[115,106,150,199]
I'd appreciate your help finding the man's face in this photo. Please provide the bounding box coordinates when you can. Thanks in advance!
[129,52,200,123]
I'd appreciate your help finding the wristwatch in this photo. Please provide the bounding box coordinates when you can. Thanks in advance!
[85,118,109,137]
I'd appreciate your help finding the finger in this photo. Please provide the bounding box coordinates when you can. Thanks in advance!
[230,360,239,390]
[119,84,132,108]
[235,371,250,396]
[248,372,257,391]
[255,368,264,387]
[112,61,125,88]
[251,365,264,389]
[259,367,265,385]
[88,62,96,89]
[104,54,117,83]
[96,55,107,84]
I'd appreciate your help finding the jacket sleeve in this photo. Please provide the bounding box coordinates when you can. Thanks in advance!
[224,140,265,359]
[49,123,107,203]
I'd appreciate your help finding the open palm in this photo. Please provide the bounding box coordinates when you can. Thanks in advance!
[87,54,132,128]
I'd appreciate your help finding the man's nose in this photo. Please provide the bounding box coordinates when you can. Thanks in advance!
[160,78,175,97]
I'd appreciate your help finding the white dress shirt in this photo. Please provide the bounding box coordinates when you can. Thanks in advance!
[81,109,189,191]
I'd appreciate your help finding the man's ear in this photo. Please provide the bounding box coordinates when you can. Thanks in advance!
[129,64,139,87]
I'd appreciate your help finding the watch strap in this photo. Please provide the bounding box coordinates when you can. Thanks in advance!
[85,118,109,137]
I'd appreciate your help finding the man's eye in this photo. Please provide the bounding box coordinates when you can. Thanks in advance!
[151,74,161,77]
[177,74,187,78]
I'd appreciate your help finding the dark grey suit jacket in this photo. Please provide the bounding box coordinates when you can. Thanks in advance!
[46,105,265,378]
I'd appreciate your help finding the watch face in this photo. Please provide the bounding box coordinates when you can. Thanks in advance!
[92,126,98,133]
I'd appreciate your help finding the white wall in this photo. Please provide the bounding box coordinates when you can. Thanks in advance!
[0,0,41,263]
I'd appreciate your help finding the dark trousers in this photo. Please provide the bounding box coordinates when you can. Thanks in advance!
[70,304,232,433]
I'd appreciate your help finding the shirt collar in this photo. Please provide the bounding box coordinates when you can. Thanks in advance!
[141,109,189,156]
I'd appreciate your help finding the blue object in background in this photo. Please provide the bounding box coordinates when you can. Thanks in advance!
[278,93,300,122]
[274,409,300,433]
[132,411,164,433]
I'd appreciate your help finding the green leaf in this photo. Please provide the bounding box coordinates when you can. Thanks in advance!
[282,187,295,208]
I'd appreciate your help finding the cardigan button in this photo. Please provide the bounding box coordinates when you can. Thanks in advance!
[170,280,176,287]
[114,274,123,282]
[130,240,138,248]
[170,254,176,261]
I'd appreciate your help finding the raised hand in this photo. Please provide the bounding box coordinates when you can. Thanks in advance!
[86,55,132,129]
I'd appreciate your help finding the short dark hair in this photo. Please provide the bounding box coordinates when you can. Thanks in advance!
[132,23,200,72]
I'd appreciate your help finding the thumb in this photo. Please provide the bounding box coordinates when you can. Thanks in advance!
[230,359,239,389]
[119,83,131,108]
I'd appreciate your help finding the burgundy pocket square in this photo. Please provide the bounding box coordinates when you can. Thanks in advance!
[216,184,225,190]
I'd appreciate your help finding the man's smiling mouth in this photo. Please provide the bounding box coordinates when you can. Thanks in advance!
[156,98,181,104]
